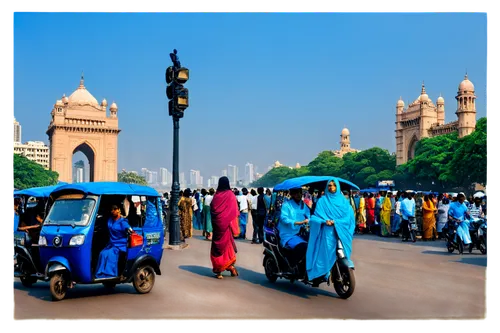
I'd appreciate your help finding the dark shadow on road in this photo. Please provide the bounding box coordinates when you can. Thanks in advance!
[355,234,448,249]
[178,265,339,300]
[14,281,138,302]
[420,250,487,267]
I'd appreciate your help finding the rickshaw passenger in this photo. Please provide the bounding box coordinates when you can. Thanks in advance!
[95,204,133,279]
[14,198,21,232]
[278,188,310,268]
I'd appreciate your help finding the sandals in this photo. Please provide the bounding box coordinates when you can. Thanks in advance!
[228,266,239,277]
[215,273,223,279]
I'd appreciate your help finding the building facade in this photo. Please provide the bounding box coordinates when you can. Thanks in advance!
[46,75,120,183]
[14,118,21,143]
[245,162,255,185]
[395,74,477,165]
[14,141,50,169]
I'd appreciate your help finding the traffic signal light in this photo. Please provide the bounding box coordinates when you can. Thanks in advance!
[165,49,189,118]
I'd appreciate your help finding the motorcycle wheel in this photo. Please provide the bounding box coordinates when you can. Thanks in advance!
[479,238,486,255]
[410,230,416,243]
[469,242,474,253]
[332,263,356,299]
[133,265,155,294]
[447,242,454,253]
[264,255,278,283]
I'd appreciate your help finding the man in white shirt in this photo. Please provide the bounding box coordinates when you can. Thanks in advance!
[236,189,249,239]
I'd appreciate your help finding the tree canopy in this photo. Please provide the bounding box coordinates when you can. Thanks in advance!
[14,154,59,189]
[118,170,148,186]
[250,117,486,191]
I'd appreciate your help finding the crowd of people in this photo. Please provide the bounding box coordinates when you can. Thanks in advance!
[349,190,487,241]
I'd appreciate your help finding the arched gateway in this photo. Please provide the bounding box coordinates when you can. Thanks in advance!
[46,75,120,183]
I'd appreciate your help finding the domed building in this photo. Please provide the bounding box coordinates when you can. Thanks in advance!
[46,74,121,183]
[333,127,360,158]
[395,74,477,165]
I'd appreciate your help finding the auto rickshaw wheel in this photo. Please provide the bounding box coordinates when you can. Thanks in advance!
[20,276,37,288]
[49,273,67,301]
[133,265,155,294]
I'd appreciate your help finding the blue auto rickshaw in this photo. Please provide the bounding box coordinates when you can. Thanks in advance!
[38,182,164,301]
[14,184,63,287]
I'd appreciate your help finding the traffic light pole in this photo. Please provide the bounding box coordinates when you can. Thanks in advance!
[165,49,188,249]
[168,116,181,247]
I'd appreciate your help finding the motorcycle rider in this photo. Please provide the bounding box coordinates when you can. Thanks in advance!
[400,192,415,241]
[448,193,472,249]
[277,187,310,273]
[469,196,484,219]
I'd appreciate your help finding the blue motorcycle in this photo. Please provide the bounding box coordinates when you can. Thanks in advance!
[468,217,487,254]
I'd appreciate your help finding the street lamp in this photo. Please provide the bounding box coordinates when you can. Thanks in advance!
[165,49,189,248]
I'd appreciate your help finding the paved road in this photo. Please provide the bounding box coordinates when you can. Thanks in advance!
[14,230,486,320]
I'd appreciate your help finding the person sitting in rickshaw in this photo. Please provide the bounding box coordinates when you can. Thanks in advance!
[277,188,310,271]
[17,206,45,245]
[14,198,21,232]
[95,204,133,279]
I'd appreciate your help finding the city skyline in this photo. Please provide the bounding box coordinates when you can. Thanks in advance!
[12,13,487,179]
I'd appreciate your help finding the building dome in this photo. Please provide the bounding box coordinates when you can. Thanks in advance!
[110,101,118,111]
[295,162,301,169]
[101,98,108,107]
[55,99,64,106]
[67,76,99,107]
[341,127,350,136]
[437,95,444,104]
[397,98,405,107]
[62,94,69,104]
[458,74,475,92]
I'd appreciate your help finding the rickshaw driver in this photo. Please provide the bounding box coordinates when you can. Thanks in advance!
[95,204,133,279]
[277,188,310,272]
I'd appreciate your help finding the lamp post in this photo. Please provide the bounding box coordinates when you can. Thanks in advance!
[165,49,189,248]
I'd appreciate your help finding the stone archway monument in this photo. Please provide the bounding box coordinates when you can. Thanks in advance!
[46,75,121,183]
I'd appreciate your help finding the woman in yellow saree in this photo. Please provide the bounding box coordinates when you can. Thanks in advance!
[422,195,438,241]
[380,192,392,237]
[356,193,367,233]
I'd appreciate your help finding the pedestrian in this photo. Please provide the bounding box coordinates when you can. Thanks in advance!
[400,192,415,241]
[391,193,402,236]
[422,195,438,241]
[210,176,240,279]
[437,197,450,238]
[356,193,367,234]
[255,187,267,244]
[192,190,202,231]
[250,189,259,244]
[264,188,272,212]
[178,188,193,242]
[380,192,392,237]
[202,188,214,240]
[236,189,249,239]
[366,192,375,233]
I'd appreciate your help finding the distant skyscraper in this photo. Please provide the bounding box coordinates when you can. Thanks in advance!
[141,168,148,178]
[145,170,153,184]
[245,162,255,185]
[180,172,186,185]
[151,171,158,184]
[222,169,228,177]
[227,165,238,186]
[160,168,168,185]
[167,170,172,184]
[13,118,21,143]
[200,176,204,187]
[76,168,84,183]
[210,176,218,188]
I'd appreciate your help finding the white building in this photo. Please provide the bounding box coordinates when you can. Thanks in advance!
[160,168,169,185]
[245,162,255,185]
[222,169,228,177]
[227,165,238,186]
[14,141,50,169]
[14,118,21,143]
[190,169,202,187]
[210,176,218,188]
[76,168,84,183]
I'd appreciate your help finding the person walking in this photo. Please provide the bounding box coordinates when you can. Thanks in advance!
[422,195,438,241]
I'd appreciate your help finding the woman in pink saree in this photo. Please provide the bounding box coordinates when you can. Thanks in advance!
[210,176,240,279]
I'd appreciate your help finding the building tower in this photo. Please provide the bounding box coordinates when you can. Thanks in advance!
[436,94,445,125]
[395,97,405,165]
[340,127,350,151]
[456,73,477,138]
[14,118,22,143]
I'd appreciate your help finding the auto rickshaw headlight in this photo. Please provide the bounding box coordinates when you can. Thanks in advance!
[69,235,85,246]
[38,236,47,246]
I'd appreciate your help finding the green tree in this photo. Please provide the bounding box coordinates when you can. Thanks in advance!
[118,170,148,185]
[307,151,344,176]
[445,117,487,187]
[14,154,59,189]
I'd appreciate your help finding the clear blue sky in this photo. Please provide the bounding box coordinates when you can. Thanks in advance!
[13,12,487,179]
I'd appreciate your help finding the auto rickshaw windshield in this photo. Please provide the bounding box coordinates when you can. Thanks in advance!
[44,198,96,226]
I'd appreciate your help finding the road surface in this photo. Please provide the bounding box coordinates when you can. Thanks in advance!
[14,231,486,319]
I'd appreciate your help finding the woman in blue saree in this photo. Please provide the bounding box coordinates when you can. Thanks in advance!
[306,178,355,286]
[95,204,133,279]
[448,193,472,247]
